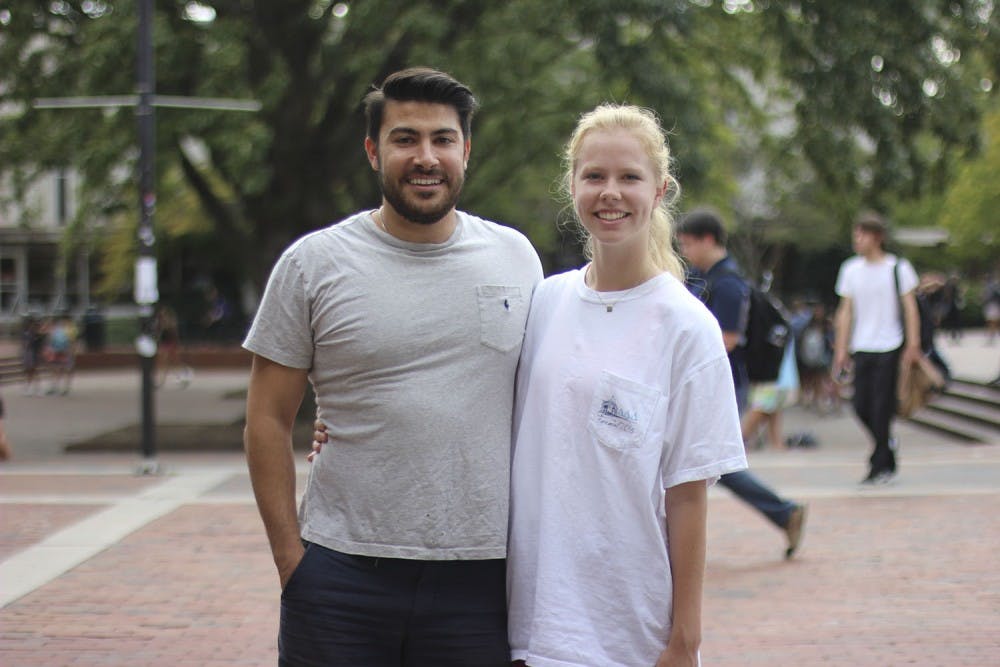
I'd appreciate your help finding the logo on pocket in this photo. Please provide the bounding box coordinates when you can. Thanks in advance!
[596,396,638,434]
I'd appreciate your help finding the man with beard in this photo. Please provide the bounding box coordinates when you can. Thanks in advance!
[243,68,543,666]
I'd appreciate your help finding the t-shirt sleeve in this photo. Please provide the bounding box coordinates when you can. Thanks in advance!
[242,250,313,370]
[660,354,748,489]
[834,262,850,298]
[898,259,919,295]
[710,276,748,335]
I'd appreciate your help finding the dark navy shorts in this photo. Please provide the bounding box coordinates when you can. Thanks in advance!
[278,542,509,666]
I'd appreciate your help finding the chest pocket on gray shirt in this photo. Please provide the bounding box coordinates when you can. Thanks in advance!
[587,371,662,451]
[477,285,526,352]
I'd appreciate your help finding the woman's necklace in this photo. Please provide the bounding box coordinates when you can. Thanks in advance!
[586,265,647,313]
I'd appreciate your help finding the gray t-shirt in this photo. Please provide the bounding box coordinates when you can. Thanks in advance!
[244,210,543,560]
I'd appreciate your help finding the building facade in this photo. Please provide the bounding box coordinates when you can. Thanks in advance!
[0,168,95,325]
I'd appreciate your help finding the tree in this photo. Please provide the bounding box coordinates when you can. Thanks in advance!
[1,0,996,306]
[939,105,1000,270]
[1,1,601,298]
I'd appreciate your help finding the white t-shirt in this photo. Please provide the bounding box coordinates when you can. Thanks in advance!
[244,210,542,560]
[835,254,918,353]
[508,268,748,667]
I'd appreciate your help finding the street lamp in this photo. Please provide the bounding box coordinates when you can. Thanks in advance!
[34,0,259,473]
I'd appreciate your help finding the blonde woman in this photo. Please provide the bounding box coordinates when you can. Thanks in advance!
[507,105,746,667]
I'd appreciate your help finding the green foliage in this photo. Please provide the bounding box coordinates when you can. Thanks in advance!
[102,313,140,346]
[939,106,1000,271]
[755,1,992,201]
[0,0,996,299]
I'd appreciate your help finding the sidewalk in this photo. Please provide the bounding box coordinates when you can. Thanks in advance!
[1,332,998,665]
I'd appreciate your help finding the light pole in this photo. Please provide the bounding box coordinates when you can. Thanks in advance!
[134,0,158,471]
[34,0,259,473]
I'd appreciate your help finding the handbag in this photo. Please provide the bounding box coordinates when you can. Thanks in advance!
[893,261,950,416]
[897,354,947,417]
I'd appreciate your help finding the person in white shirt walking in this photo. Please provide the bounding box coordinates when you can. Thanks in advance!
[833,212,921,484]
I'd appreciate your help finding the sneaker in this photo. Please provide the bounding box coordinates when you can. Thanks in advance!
[784,504,807,560]
[860,469,896,486]
[786,432,819,448]
[873,470,897,485]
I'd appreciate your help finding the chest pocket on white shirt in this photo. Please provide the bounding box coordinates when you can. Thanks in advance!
[587,371,662,451]
[477,285,526,352]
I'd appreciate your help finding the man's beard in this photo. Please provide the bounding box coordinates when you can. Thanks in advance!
[379,168,465,225]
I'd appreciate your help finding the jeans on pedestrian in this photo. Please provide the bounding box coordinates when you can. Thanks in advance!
[727,380,795,527]
[851,349,901,475]
[718,469,797,529]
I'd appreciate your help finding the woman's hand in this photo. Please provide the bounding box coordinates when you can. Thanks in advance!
[654,641,699,667]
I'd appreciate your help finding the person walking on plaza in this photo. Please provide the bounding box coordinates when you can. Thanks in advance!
[20,315,46,397]
[938,271,964,342]
[741,338,799,450]
[45,313,78,395]
[242,67,542,666]
[982,272,1000,344]
[0,393,11,461]
[154,304,192,388]
[506,104,747,667]
[833,211,921,485]
[677,209,807,559]
[795,300,840,414]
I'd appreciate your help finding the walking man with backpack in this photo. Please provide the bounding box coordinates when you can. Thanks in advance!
[833,211,921,485]
[678,208,807,559]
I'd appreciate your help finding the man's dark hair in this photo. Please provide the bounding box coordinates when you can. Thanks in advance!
[677,208,727,246]
[853,210,889,249]
[854,210,888,236]
[363,67,479,142]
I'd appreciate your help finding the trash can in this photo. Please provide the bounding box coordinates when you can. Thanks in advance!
[82,306,106,351]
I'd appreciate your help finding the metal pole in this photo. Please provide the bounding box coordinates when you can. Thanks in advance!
[136,0,158,472]
[30,0,257,475]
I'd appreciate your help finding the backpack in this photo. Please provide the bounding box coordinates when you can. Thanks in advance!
[796,324,831,369]
[705,268,791,383]
[743,287,791,382]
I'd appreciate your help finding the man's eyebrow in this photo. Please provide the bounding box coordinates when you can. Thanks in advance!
[387,127,460,137]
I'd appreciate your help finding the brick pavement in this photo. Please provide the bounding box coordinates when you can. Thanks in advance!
[1,331,998,665]
[704,493,1000,666]
[2,458,998,666]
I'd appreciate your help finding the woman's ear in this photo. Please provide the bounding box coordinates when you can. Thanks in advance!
[654,179,668,205]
